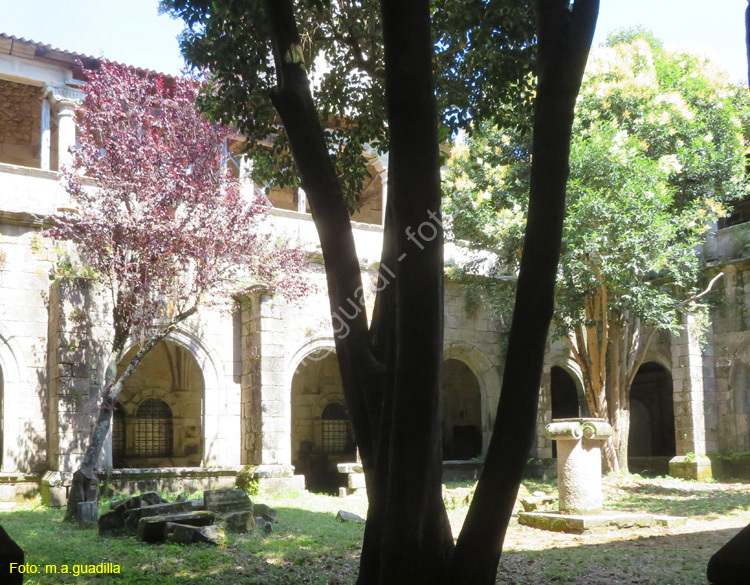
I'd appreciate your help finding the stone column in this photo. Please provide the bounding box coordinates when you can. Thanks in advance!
[547,418,611,515]
[56,102,77,170]
[40,97,51,170]
[296,187,307,214]
[669,311,713,480]
[43,84,84,171]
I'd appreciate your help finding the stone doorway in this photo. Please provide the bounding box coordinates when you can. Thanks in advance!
[113,339,204,468]
[550,366,581,458]
[629,362,676,458]
[441,359,482,460]
[291,350,355,493]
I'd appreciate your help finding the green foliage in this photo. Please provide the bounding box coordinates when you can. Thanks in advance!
[235,465,261,497]
[161,0,536,211]
[444,35,749,336]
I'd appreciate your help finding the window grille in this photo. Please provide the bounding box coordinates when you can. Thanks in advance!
[112,403,126,467]
[135,398,173,458]
[321,402,354,454]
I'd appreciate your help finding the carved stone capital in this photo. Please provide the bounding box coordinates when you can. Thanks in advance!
[43,84,85,109]
[546,418,612,442]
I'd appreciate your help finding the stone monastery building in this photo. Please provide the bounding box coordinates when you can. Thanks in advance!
[0,34,749,502]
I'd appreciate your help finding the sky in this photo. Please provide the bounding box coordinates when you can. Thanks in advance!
[2,0,749,82]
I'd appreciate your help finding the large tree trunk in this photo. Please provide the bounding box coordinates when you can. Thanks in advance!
[262,2,450,583]
[451,2,599,583]
[64,308,196,521]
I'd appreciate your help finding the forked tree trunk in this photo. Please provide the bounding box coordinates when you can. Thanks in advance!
[262,1,597,583]
[64,308,196,522]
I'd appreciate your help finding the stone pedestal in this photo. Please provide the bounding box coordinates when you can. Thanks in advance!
[547,418,611,515]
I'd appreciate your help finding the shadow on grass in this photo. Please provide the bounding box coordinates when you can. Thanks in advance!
[498,525,742,585]
[1,505,364,585]
[607,484,750,517]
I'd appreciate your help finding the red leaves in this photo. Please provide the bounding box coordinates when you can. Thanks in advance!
[47,62,310,337]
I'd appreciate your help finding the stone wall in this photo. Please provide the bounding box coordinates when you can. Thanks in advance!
[0,80,41,168]
[47,278,112,472]
[0,221,54,473]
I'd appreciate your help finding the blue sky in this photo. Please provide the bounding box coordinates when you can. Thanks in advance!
[3,1,748,82]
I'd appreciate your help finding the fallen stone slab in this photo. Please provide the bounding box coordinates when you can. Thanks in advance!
[708,522,750,584]
[204,488,252,514]
[223,511,255,533]
[253,503,278,523]
[137,511,215,544]
[337,462,364,474]
[653,515,687,528]
[186,498,205,511]
[111,491,165,512]
[0,524,24,585]
[139,501,192,518]
[518,511,654,534]
[98,507,127,536]
[164,523,225,546]
[336,510,365,523]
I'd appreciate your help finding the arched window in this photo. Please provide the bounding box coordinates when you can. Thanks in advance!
[321,402,354,454]
[112,402,126,467]
[135,398,173,458]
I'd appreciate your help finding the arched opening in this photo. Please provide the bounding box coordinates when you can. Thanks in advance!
[628,361,675,459]
[550,366,581,457]
[115,339,204,467]
[291,349,355,493]
[441,359,482,460]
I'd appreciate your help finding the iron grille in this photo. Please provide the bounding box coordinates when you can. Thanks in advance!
[135,398,173,458]
[112,403,126,467]
[322,402,353,454]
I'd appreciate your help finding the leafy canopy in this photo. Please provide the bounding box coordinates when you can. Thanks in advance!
[47,62,309,348]
[444,33,749,332]
[160,0,536,210]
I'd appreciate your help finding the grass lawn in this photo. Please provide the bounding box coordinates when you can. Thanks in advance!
[2,475,749,584]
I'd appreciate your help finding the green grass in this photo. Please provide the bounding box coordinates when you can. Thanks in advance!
[3,476,750,584]
[3,490,367,585]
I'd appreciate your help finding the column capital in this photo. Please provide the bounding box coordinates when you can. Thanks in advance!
[43,84,84,109]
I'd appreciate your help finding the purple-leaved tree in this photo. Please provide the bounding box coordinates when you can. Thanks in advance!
[46,62,310,522]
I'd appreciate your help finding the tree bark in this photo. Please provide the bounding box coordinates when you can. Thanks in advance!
[64,307,197,521]
[262,1,451,583]
[451,2,599,583]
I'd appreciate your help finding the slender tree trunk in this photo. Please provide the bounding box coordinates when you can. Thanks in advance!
[64,307,197,521]
[262,2,451,583]
[451,2,599,584]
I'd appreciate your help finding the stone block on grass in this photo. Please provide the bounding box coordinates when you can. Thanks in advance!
[137,511,215,544]
[253,503,277,523]
[76,501,98,529]
[223,511,255,533]
[98,507,127,536]
[164,523,225,546]
[204,488,252,513]
[139,501,191,518]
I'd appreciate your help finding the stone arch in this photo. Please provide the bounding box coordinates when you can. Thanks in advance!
[628,361,675,457]
[114,328,230,467]
[443,342,500,456]
[442,359,482,460]
[289,340,350,493]
[0,324,27,472]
